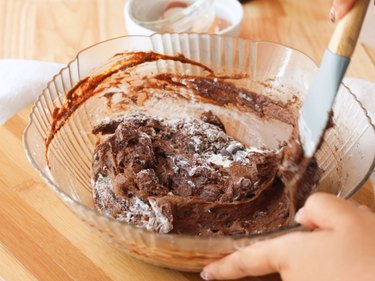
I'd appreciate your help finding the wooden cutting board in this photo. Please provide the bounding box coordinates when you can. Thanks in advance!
[0,0,374,280]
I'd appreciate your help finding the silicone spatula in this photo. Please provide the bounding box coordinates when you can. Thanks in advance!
[284,0,370,219]
[299,0,370,158]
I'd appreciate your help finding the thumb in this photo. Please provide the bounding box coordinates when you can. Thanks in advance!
[330,0,356,22]
[295,193,358,230]
[201,237,288,280]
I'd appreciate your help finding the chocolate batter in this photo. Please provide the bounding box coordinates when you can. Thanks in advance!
[92,111,318,235]
[46,51,322,236]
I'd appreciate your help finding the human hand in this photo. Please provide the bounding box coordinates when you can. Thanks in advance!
[201,193,375,281]
[330,0,357,22]
[330,0,374,22]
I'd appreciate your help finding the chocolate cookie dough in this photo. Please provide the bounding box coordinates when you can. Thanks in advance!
[92,111,311,235]
[45,51,322,236]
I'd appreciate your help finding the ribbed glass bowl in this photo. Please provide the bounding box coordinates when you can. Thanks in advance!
[23,34,375,272]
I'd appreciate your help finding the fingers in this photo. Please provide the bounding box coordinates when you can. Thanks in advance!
[295,193,373,230]
[201,237,289,280]
[202,194,373,281]
[294,193,358,230]
[294,207,317,229]
[330,0,356,22]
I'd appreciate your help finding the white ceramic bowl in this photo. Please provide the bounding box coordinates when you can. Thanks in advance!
[124,0,244,36]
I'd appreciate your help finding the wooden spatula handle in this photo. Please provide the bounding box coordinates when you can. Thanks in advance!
[328,0,370,58]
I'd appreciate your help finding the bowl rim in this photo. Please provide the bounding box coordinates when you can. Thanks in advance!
[23,33,375,242]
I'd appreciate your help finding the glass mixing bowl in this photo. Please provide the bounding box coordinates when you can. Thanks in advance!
[23,34,375,272]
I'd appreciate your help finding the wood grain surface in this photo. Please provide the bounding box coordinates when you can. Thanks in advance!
[0,1,374,281]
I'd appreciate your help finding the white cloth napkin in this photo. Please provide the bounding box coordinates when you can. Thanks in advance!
[0,59,63,125]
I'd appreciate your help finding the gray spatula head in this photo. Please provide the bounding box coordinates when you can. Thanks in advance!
[299,50,350,158]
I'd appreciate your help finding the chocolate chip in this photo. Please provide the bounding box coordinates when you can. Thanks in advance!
[220,148,232,157]
[226,142,244,154]
[187,142,197,153]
